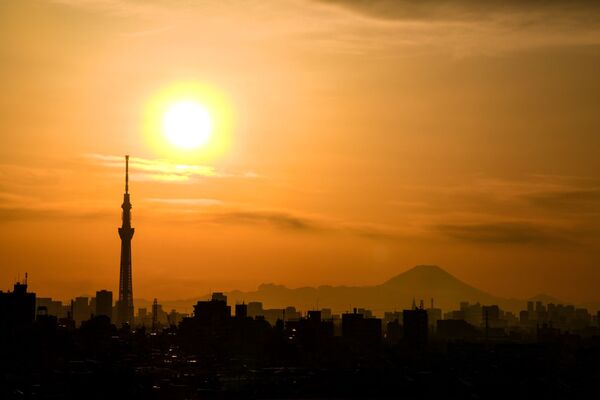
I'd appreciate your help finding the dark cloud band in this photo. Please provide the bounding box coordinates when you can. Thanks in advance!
[314,0,600,22]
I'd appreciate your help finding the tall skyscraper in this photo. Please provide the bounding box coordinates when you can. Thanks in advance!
[95,290,113,321]
[116,155,134,326]
[403,308,428,348]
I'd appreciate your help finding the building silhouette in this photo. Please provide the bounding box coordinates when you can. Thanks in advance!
[386,318,402,344]
[211,292,227,303]
[437,319,479,340]
[341,308,381,347]
[235,303,248,319]
[285,310,334,350]
[152,298,158,331]
[403,307,428,348]
[427,298,442,330]
[72,296,91,327]
[116,155,135,326]
[36,297,64,319]
[247,301,263,318]
[194,294,231,324]
[0,278,36,335]
[95,290,113,321]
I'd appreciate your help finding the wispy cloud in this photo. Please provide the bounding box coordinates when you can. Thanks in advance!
[314,0,600,23]
[312,0,600,55]
[185,206,405,240]
[212,210,321,232]
[49,0,600,58]
[0,202,112,222]
[146,197,224,206]
[143,195,404,239]
[524,188,600,214]
[390,174,600,218]
[50,0,169,18]
[436,221,572,245]
[85,154,257,182]
[384,174,600,247]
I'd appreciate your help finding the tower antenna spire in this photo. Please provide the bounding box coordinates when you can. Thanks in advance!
[125,155,129,194]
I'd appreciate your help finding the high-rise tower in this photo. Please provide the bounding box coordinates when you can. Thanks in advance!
[116,155,135,326]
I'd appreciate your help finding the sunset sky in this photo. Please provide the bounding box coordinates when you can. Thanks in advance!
[1,0,599,304]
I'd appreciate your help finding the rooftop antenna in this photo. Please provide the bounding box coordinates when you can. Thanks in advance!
[125,155,129,194]
[25,272,28,285]
[419,299,424,310]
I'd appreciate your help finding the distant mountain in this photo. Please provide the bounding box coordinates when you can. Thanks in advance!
[153,265,555,314]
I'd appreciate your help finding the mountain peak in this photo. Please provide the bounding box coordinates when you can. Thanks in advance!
[410,264,447,273]
[383,265,452,285]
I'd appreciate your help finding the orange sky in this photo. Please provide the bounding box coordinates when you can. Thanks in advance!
[1,0,599,304]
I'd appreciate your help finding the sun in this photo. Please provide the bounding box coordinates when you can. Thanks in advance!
[143,81,233,161]
[162,101,213,149]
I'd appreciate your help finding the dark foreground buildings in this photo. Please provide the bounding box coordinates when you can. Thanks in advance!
[2,283,600,399]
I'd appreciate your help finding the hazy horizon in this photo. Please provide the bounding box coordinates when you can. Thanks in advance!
[30,265,594,312]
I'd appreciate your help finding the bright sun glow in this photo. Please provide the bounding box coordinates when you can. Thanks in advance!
[143,81,232,161]
[162,101,213,149]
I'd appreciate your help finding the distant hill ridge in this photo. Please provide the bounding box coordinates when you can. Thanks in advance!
[137,265,570,314]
